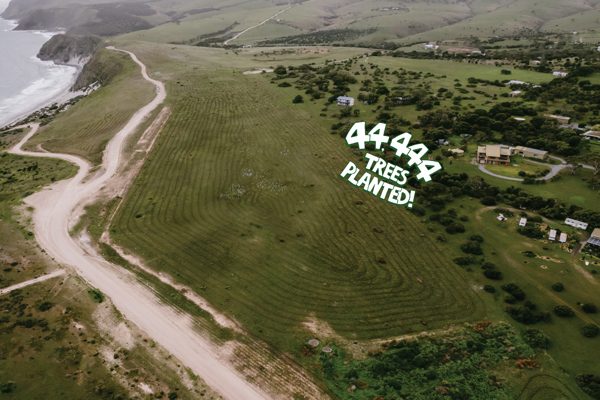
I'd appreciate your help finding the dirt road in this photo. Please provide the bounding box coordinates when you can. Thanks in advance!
[8,48,272,400]
[224,6,292,45]
[0,269,65,296]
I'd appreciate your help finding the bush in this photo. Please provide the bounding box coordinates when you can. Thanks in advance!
[577,374,600,399]
[483,285,495,293]
[480,196,497,206]
[0,382,15,394]
[524,301,537,310]
[518,226,544,239]
[37,301,53,312]
[523,328,550,349]
[504,295,517,304]
[582,324,600,338]
[469,234,484,242]
[551,282,564,292]
[484,270,503,280]
[583,303,597,313]
[554,305,574,317]
[501,283,526,300]
[445,222,465,234]
[460,241,483,255]
[453,256,472,266]
[481,262,496,270]
[88,289,105,303]
[292,95,304,103]
[506,306,537,324]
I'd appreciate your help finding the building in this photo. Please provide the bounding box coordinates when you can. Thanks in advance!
[588,228,600,246]
[559,232,568,243]
[449,148,464,156]
[519,218,527,226]
[497,214,507,221]
[505,80,527,86]
[553,71,568,77]
[514,117,526,122]
[583,131,600,140]
[565,218,588,230]
[477,145,511,165]
[514,146,548,160]
[545,114,571,125]
[337,96,354,106]
[394,97,413,105]
[549,229,557,241]
[425,44,434,49]
[509,90,522,97]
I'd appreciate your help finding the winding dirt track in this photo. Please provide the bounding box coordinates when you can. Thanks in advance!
[9,48,270,400]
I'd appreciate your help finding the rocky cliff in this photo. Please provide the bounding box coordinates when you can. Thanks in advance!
[37,34,102,65]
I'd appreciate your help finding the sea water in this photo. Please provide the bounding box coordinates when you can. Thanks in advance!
[0,0,77,128]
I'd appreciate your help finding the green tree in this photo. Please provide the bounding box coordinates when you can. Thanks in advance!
[523,328,550,349]
[292,95,304,104]
[582,323,600,338]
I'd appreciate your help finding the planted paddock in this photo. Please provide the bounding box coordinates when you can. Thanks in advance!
[111,71,486,352]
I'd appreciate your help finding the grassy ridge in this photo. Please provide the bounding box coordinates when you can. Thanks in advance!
[24,49,155,165]
[110,68,486,353]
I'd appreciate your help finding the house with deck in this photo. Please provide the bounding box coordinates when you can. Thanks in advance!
[477,145,511,165]
[514,146,548,160]
[588,228,600,246]
[337,96,354,106]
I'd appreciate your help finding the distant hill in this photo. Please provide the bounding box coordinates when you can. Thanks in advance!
[4,0,600,43]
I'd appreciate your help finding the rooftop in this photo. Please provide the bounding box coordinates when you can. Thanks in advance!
[337,96,353,100]
[515,146,547,155]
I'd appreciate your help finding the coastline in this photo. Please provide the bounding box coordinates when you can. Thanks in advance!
[0,17,84,129]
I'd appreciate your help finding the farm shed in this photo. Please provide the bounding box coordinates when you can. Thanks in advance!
[514,146,548,160]
[545,114,570,125]
[549,229,557,241]
[559,233,568,243]
[449,148,464,156]
[509,91,522,97]
[553,71,568,77]
[565,218,588,230]
[519,218,527,227]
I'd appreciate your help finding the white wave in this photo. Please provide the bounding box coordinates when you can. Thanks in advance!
[0,59,77,127]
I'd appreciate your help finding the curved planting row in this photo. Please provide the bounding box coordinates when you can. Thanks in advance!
[111,72,486,351]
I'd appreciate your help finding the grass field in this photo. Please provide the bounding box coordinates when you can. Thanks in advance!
[23,49,155,165]
[107,45,488,355]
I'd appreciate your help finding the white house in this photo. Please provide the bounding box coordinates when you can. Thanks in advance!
[565,218,588,230]
[559,232,568,243]
[497,214,507,221]
[519,218,527,226]
[553,71,568,77]
[549,229,557,241]
[425,44,434,49]
[509,90,522,97]
[337,96,354,106]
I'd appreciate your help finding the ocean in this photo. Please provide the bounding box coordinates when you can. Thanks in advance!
[0,0,78,128]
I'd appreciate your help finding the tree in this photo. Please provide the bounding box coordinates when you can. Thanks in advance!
[460,241,483,255]
[523,328,550,349]
[480,196,496,206]
[274,65,287,75]
[588,154,600,189]
[554,305,574,317]
[582,323,600,338]
[551,282,564,292]
[577,374,600,399]
[484,270,503,280]
[583,303,597,313]
[292,95,304,104]
[566,156,581,175]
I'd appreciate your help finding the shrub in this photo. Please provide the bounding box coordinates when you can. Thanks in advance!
[453,256,472,266]
[577,374,600,399]
[37,301,53,312]
[522,250,537,258]
[518,226,544,239]
[554,305,574,317]
[524,301,537,310]
[501,283,526,300]
[470,234,484,243]
[460,241,483,255]
[483,285,495,293]
[481,262,496,270]
[484,270,503,280]
[582,324,600,338]
[551,282,564,292]
[0,382,15,394]
[445,223,465,234]
[523,328,550,349]
[506,306,536,324]
[583,303,597,313]
[480,196,497,206]
[504,295,517,304]
[88,289,105,303]
[292,95,304,103]
[439,217,454,226]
